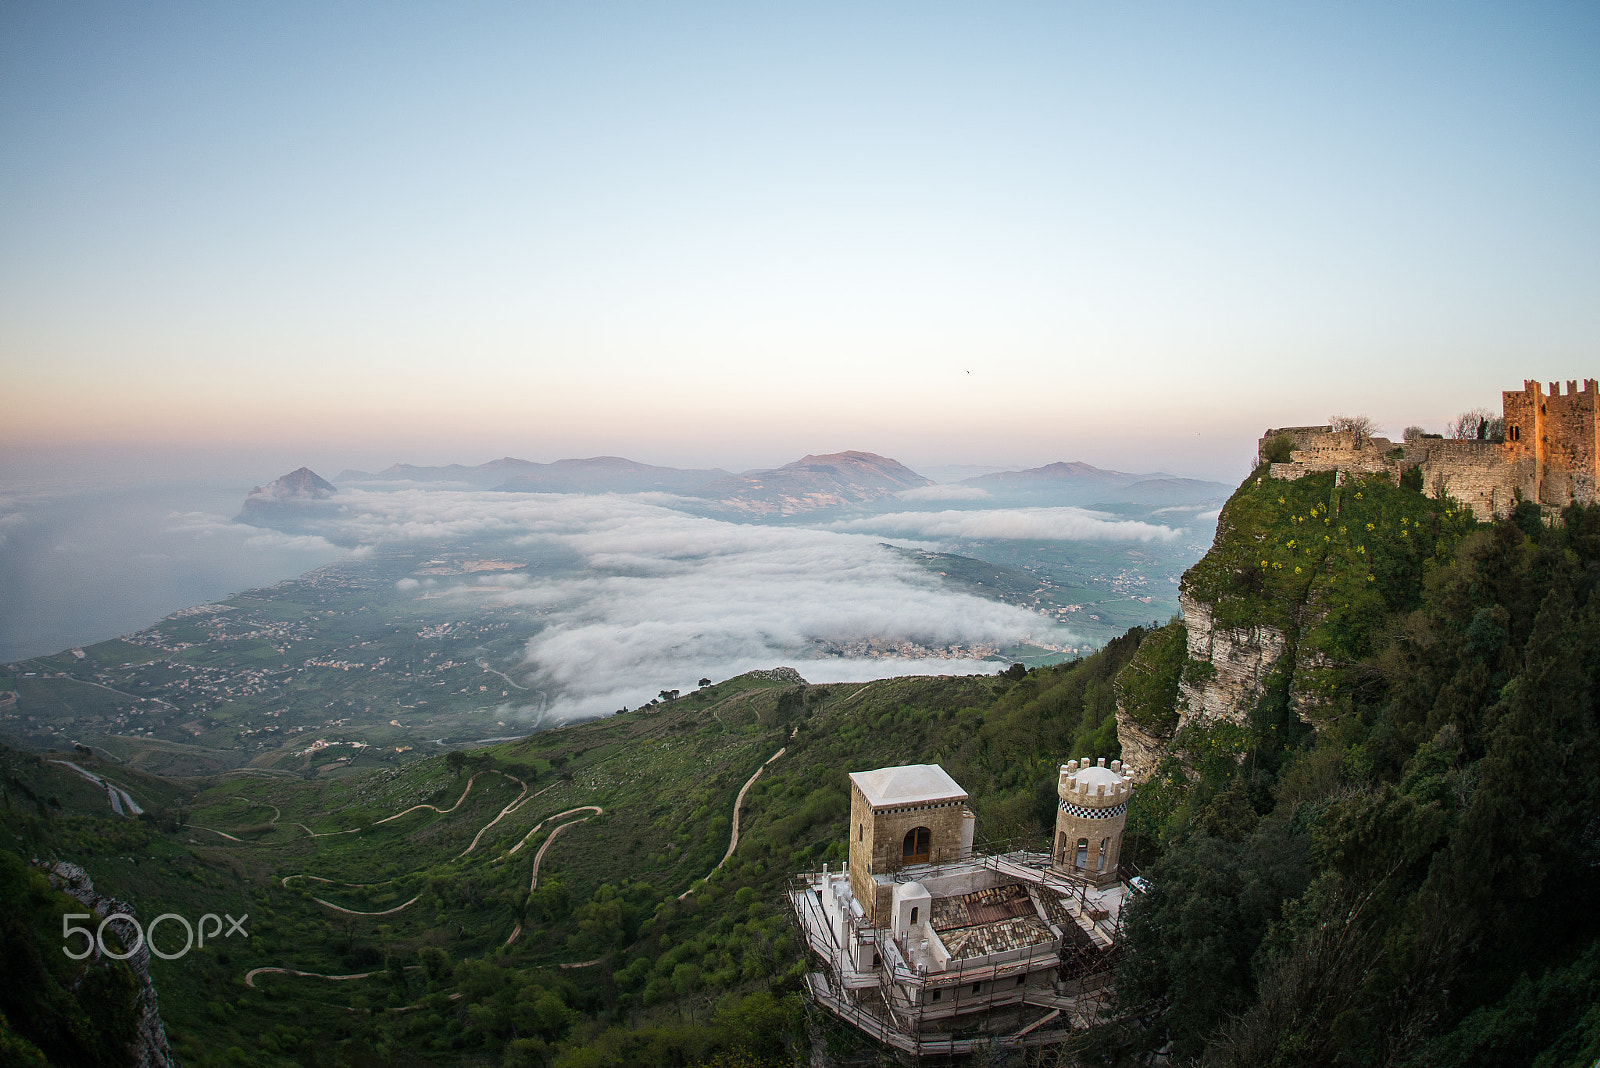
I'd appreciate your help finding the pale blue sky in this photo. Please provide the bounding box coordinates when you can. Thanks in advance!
[2,2,1596,479]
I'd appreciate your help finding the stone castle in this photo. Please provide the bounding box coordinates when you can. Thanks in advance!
[791,760,1134,1055]
[1262,378,1599,521]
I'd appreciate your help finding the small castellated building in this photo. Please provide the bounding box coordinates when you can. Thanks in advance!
[1053,758,1133,888]
[791,759,1134,1056]
[1262,378,1598,521]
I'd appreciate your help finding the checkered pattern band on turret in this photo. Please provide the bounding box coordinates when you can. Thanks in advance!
[1058,799,1127,820]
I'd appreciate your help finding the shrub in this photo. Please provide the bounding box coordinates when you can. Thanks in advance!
[1262,434,1297,464]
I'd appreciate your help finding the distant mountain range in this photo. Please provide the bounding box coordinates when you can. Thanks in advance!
[336,456,731,494]
[962,462,1229,508]
[690,451,930,517]
[250,451,1226,525]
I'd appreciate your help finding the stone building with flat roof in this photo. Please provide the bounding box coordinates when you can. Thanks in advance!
[792,759,1134,1057]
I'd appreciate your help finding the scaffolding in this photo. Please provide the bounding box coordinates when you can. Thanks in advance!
[786,846,1128,1060]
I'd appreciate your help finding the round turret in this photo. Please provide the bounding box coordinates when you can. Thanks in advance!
[1052,756,1133,886]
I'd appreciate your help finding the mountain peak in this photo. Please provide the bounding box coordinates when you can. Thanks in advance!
[696,450,929,515]
[247,467,337,501]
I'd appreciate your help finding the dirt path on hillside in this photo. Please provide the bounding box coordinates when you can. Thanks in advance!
[528,814,599,891]
[678,746,786,900]
[506,806,603,857]
[502,808,605,947]
[455,775,529,857]
[310,893,422,917]
[374,772,485,824]
[244,964,424,988]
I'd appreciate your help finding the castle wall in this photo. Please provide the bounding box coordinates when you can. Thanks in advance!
[1401,438,1516,521]
[1543,380,1598,506]
[1258,426,1333,466]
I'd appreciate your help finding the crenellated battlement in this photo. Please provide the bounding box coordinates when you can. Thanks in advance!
[1057,757,1133,807]
[1259,377,1597,519]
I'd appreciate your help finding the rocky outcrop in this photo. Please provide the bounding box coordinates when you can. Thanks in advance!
[46,862,178,1068]
[748,666,808,684]
[238,466,340,530]
[1114,708,1168,782]
[1174,589,1288,728]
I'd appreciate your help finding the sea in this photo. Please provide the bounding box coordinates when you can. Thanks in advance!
[0,475,345,663]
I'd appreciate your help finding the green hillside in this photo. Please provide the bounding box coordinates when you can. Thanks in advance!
[5,463,1596,1067]
[1,638,1152,1067]
[1101,469,1600,1067]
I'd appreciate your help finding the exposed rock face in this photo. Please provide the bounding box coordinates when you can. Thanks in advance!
[748,666,808,684]
[1174,589,1288,728]
[46,861,178,1068]
[1114,707,1168,781]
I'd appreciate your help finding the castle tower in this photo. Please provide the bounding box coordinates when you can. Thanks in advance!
[847,764,974,924]
[1503,378,1600,507]
[1052,757,1133,888]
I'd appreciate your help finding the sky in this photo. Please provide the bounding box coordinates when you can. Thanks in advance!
[2,2,1598,481]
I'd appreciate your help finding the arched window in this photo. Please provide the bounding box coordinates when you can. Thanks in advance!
[902,826,931,865]
[1056,831,1067,863]
[910,906,919,925]
[1075,837,1088,869]
[1097,837,1109,872]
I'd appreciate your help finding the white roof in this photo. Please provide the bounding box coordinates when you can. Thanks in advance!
[1074,765,1123,788]
[849,764,967,808]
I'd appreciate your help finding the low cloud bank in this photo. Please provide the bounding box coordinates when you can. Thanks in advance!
[896,484,990,502]
[829,507,1182,543]
[311,489,1064,719]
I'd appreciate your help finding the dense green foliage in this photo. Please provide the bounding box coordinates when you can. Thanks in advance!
[1113,621,1186,737]
[0,851,144,1066]
[1,629,1160,1067]
[1108,490,1600,1068]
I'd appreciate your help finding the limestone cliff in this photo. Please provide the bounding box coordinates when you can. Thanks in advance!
[1116,457,1476,778]
[1172,588,1287,729]
[46,861,178,1068]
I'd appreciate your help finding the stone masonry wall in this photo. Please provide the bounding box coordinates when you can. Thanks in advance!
[1540,380,1598,506]
[1401,438,1516,521]
[847,783,967,925]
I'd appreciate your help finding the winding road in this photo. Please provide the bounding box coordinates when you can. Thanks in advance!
[503,806,605,946]
[678,746,786,900]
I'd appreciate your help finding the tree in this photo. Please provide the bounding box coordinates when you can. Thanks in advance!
[1449,407,1504,442]
[1403,425,1429,441]
[446,750,466,778]
[698,678,712,688]
[1329,414,1378,439]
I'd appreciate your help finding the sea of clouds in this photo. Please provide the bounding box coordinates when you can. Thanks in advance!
[3,476,1192,721]
[306,488,1073,719]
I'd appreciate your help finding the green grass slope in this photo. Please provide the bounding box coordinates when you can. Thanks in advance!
[1,640,1156,1067]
